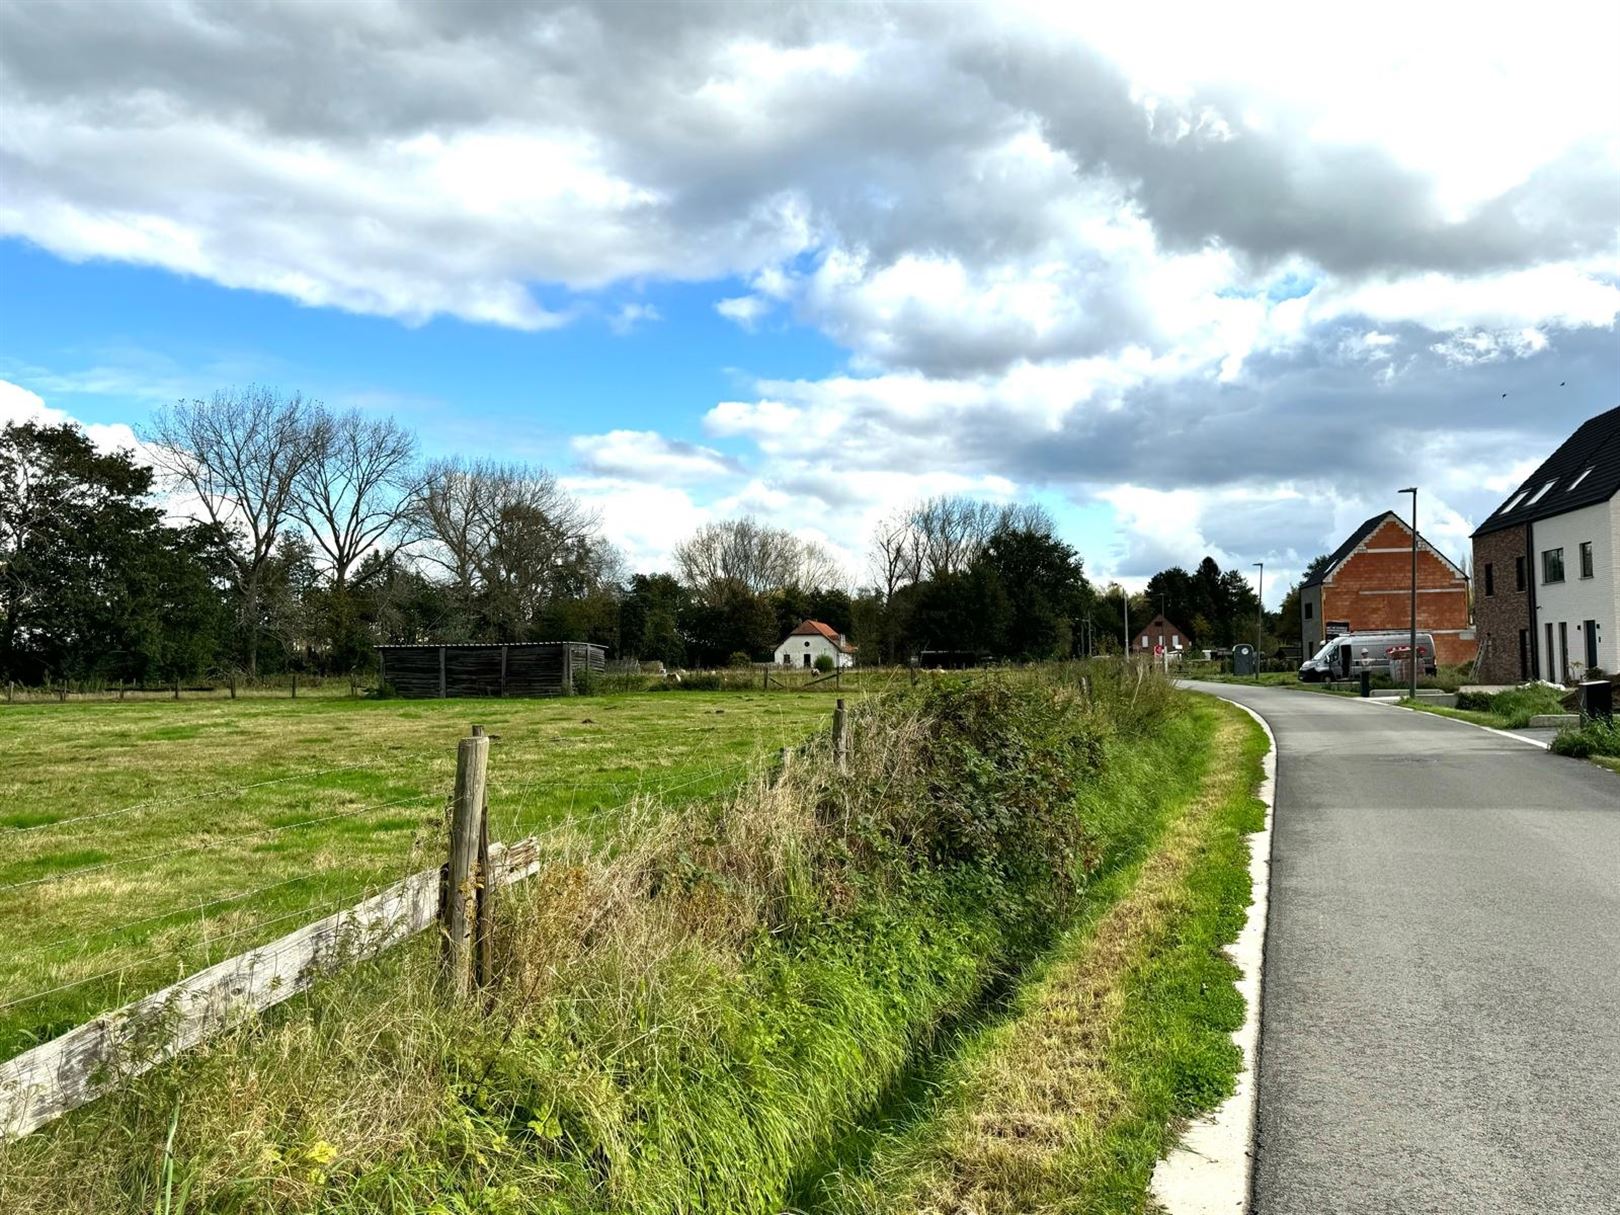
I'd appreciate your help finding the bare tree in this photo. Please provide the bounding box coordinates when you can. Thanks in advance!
[410,458,603,631]
[294,408,419,588]
[906,495,1053,579]
[146,386,317,674]
[869,507,922,604]
[674,517,842,600]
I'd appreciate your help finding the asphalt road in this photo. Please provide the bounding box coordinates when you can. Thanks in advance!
[1183,683,1620,1214]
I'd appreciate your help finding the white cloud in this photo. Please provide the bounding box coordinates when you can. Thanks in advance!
[607,302,661,335]
[0,376,142,454]
[715,295,773,329]
[570,429,741,484]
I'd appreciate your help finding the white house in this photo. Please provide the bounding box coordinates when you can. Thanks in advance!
[1471,403,1620,684]
[774,620,857,669]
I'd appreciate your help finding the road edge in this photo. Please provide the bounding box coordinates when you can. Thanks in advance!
[1149,692,1278,1215]
[1357,695,1551,749]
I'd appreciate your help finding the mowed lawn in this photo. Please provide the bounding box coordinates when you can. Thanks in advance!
[0,689,836,1059]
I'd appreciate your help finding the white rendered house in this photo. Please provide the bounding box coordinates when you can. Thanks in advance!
[774,620,857,668]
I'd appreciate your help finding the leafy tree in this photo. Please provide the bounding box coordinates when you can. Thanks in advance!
[618,574,690,666]
[0,421,229,684]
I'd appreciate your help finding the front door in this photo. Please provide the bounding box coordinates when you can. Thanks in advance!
[803,653,812,668]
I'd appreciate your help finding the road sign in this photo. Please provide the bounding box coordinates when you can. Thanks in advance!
[1153,643,1166,657]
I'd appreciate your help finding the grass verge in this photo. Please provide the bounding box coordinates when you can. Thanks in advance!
[796,698,1267,1215]
[1,667,1205,1214]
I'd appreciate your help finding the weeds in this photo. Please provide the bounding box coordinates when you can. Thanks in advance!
[1,670,1195,1214]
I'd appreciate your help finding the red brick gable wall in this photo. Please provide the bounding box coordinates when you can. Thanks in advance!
[1320,519,1476,665]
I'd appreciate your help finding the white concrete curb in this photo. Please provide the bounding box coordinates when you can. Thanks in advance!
[1150,693,1277,1215]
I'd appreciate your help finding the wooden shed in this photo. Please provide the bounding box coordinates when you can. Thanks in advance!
[377,642,607,698]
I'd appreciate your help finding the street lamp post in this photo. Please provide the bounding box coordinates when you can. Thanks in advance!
[1400,487,1418,700]
[1252,562,1264,678]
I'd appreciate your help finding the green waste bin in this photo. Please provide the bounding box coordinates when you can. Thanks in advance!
[1233,643,1257,676]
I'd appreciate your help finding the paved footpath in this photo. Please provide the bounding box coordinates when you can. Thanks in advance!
[1183,683,1620,1214]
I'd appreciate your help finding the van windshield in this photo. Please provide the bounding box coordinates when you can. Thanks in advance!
[1308,639,1341,664]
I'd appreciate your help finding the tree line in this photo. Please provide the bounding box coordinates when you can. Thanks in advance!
[0,385,1299,686]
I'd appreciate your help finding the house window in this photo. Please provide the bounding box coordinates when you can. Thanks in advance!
[1527,479,1557,506]
[1542,548,1565,585]
[1519,629,1530,681]
[1580,542,1594,579]
[1559,621,1570,683]
[1515,555,1526,591]
[1500,490,1530,514]
[1546,622,1555,681]
[1569,467,1594,491]
[1484,563,1495,596]
[1585,620,1599,671]
[1140,635,1149,649]
[1305,600,1314,619]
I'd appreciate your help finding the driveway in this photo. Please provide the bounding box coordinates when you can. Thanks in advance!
[1183,681,1620,1214]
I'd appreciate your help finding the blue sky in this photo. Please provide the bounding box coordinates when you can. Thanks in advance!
[2,2,1616,603]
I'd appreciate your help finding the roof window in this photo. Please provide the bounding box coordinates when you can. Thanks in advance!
[1499,490,1529,514]
[1526,479,1557,505]
[1568,466,1594,491]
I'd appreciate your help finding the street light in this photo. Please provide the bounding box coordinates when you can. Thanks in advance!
[1252,562,1264,678]
[1399,487,1418,700]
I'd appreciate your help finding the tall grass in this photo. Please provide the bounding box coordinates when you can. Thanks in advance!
[0,667,1196,1214]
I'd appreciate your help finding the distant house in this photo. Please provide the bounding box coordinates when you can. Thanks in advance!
[1300,512,1475,667]
[1472,404,1620,684]
[774,620,857,668]
[1131,614,1191,657]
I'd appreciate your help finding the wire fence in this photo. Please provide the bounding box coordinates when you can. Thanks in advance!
[0,709,813,1054]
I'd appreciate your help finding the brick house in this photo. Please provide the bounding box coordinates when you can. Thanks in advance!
[1300,512,1475,667]
[1471,404,1620,685]
[1131,614,1191,657]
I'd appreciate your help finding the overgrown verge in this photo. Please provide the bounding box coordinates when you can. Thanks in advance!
[0,666,1205,1214]
[795,699,1267,1215]
[1449,684,1569,728]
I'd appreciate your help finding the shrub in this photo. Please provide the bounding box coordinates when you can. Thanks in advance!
[1454,690,1496,712]
[814,654,835,673]
[1488,683,1569,728]
[1551,716,1620,758]
[570,665,601,696]
[727,651,753,668]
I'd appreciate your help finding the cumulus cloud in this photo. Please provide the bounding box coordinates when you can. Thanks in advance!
[0,376,142,453]
[4,2,1617,593]
[570,429,742,483]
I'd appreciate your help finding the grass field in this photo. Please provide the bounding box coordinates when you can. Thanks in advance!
[0,689,843,1059]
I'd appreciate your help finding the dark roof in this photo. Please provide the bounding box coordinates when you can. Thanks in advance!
[1303,513,1393,588]
[1304,510,1466,588]
[1473,404,1620,538]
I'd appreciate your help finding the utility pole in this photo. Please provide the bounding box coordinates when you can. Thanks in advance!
[1122,586,1130,659]
[1400,486,1418,700]
[1253,562,1264,678]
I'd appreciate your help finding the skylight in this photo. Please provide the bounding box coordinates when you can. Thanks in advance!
[1569,467,1594,491]
[1526,479,1557,505]
[1500,490,1529,514]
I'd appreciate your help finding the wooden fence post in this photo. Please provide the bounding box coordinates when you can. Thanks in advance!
[173,678,180,701]
[291,673,298,699]
[562,644,574,696]
[442,729,490,996]
[471,725,494,990]
[833,697,848,774]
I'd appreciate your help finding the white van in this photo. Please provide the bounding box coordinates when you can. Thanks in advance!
[1298,632,1437,682]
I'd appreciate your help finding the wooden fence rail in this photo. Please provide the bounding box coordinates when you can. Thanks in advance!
[0,699,848,1143]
